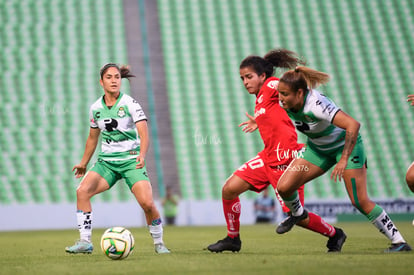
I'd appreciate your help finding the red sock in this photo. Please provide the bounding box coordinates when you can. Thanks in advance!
[304,212,336,237]
[222,197,241,237]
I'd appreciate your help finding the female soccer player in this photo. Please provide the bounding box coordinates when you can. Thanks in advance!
[65,63,170,254]
[275,66,411,252]
[207,49,346,253]
[405,94,414,192]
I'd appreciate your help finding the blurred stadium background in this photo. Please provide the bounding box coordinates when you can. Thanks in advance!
[0,0,413,230]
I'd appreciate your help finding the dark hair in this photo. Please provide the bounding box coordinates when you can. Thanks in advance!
[99,63,135,80]
[239,48,306,78]
[280,66,330,93]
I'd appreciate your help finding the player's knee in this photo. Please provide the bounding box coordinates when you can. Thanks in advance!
[76,186,91,200]
[221,179,238,199]
[276,181,290,198]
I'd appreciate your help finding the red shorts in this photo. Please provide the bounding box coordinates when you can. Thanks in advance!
[234,155,305,213]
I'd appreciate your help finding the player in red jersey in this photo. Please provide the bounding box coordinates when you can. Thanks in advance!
[207,49,346,253]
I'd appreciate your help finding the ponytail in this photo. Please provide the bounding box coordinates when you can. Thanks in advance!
[280,66,330,93]
[263,48,306,70]
[119,65,136,80]
[239,48,306,79]
[294,66,329,89]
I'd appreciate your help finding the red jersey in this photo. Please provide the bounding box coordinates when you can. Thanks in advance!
[254,77,302,166]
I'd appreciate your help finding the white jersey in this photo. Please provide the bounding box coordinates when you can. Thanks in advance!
[286,89,345,152]
[89,93,147,160]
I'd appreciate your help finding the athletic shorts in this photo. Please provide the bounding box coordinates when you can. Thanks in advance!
[303,135,367,172]
[234,155,305,213]
[89,157,150,190]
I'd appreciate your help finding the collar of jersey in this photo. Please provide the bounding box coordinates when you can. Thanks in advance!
[101,92,123,110]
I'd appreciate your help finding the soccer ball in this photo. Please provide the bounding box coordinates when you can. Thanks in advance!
[100,227,135,260]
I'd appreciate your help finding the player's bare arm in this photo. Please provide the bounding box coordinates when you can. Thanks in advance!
[331,110,360,182]
[72,127,101,178]
[135,120,149,169]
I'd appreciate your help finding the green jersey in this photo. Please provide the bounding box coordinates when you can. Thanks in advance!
[89,93,147,161]
[286,89,346,152]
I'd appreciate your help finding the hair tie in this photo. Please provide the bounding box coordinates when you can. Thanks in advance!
[294,66,300,73]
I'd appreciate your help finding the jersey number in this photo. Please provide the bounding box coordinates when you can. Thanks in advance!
[104,118,118,132]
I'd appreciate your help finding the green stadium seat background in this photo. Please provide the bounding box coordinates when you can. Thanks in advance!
[1,0,413,205]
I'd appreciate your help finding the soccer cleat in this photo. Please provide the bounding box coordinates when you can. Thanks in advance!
[326,227,347,252]
[207,235,241,253]
[384,242,412,253]
[155,243,171,254]
[276,209,308,234]
[65,240,93,254]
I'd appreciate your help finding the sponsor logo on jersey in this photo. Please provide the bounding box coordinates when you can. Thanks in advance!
[117,107,126,118]
[267,80,279,89]
[323,104,336,115]
[257,95,264,104]
[254,107,266,118]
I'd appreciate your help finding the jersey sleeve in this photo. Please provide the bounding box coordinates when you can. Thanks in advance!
[89,106,98,128]
[129,98,147,123]
[264,77,280,99]
[312,93,340,123]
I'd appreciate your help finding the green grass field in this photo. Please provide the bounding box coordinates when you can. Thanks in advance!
[1,222,413,275]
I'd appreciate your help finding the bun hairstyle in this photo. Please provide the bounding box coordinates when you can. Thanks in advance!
[99,63,136,80]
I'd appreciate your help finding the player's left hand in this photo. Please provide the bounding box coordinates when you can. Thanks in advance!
[136,155,145,169]
[331,159,347,182]
[407,94,414,105]
[239,112,258,133]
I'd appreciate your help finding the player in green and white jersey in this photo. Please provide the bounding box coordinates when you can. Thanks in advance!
[274,66,411,253]
[65,63,170,254]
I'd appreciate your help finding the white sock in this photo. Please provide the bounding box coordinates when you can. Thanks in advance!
[149,224,164,244]
[283,191,304,217]
[77,210,92,242]
[372,210,405,244]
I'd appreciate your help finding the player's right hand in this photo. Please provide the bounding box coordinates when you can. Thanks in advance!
[72,164,87,178]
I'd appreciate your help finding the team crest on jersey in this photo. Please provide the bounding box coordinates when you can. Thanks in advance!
[117,107,126,118]
[267,80,279,89]
[257,95,263,104]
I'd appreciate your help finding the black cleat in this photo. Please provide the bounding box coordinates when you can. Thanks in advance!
[276,209,308,234]
[207,235,241,253]
[326,227,347,252]
[384,242,412,253]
